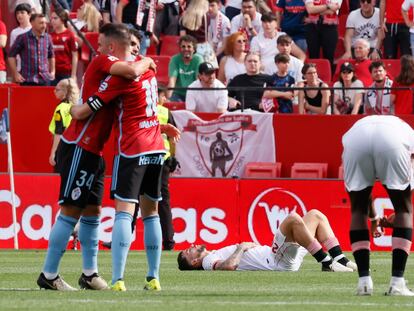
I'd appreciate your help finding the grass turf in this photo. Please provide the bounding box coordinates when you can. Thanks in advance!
[0,250,413,310]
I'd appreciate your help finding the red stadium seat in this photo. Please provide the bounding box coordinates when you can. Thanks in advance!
[81,32,99,63]
[291,162,328,179]
[147,55,171,86]
[146,44,158,55]
[163,101,186,110]
[244,162,282,178]
[338,165,344,179]
[338,15,348,38]
[71,0,84,11]
[334,37,346,60]
[306,58,331,84]
[159,35,180,56]
[382,59,401,79]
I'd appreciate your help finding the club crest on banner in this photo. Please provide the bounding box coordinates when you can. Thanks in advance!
[182,115,256,177]
[172,111,276,177]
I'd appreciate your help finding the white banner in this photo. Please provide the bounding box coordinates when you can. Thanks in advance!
[171,111,276,177]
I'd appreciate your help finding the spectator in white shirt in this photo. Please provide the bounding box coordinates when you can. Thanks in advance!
[186,62,228,113]
[207,0,231,55]
[342,0,382,60]
[230,0,262,41]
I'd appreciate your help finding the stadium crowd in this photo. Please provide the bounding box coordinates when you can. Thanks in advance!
[1,0,414,114]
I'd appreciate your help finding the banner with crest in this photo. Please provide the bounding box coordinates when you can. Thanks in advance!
[171,111,275,177]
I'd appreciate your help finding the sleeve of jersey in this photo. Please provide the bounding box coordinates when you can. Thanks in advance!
[98,54,120,75]
[202,253,220,270]
[89,76,126,111]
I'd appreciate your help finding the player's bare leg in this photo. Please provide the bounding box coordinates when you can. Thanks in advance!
[348,186,374,295]
[384,186,414,296]
[303,210,356,270]
[279,212,352,272]
[110,200,135,291]
[140,195,162,291]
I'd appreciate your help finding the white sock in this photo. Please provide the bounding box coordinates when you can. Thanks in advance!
[391,276,404,285]
[43,272,58,280]
[359,276,372,284]
[83,269,97,277]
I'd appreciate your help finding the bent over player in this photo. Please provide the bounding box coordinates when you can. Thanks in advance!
[343,115,414,296]
[178,209,356,272]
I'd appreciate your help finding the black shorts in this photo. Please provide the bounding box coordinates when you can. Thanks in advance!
[110,153,165,203]
[57,141,105,208]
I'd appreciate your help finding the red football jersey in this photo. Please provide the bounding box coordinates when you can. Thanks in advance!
[95,69,165,157]
[62,54,119,155]
[50,29,77,75]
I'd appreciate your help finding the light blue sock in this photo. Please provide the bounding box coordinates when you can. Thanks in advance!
[79,216,99,275]
[143,215,162,280]
[43,214,78,278]
[111,211,133,284]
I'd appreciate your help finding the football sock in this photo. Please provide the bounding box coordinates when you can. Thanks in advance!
[43,214,78,279]
[111,211,133,284]
[323,236,349,265]
[350,229,370,277]
[143,215,162,280]
[306,239,332,266]
[392,227,412,277]
[79,216,100,276]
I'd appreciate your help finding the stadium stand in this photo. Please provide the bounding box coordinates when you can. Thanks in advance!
[244,162,282,178]
[291,162,328,179]
[382,59,401,79]
[159,35,181,57]
[306,58,331,84]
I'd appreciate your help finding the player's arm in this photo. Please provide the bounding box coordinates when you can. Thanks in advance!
[109,57,156,80]
[70,96,99,120]
[213,242,257,271]
[160,124,181,143]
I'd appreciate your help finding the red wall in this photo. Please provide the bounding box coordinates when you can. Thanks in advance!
[1,86,414,177]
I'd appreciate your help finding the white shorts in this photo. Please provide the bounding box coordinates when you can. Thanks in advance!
[342,116,414,191]
[271,229,308,271]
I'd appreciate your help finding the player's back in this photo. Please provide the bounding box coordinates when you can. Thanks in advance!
[62,54,119,155]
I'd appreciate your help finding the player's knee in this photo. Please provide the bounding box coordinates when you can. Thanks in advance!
[307,209,326,222]
[286,212,304,228]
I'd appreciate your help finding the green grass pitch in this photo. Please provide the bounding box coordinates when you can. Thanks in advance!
[0,250,413,310]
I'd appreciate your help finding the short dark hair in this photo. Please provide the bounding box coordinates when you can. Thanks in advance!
[177,251,195,271]
[261,12,277,22]
[277,34,293,46]
[208,0,221,4]
[178,35,198,50]
[128,28,142,44]
[369,61,386,73]
[30,13,46,23]
[15,3,32,15]
[301,63,316,75]
[274,53,290,64]
[99,23,131,47]
[242,0,256,4]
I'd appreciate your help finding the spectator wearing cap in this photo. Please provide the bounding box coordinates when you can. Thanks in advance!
[186,62,228,113]
[230,0,262,42]
[334,38,373,87]
[167,35,203,101]
[9,13,55,86]
[250,13,305,75]
[333,62,365,115]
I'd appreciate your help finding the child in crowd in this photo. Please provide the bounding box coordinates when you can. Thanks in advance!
[48,78,79,171]
[263,54,295,113]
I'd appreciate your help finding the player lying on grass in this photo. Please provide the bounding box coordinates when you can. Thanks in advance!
[178,209,357,272]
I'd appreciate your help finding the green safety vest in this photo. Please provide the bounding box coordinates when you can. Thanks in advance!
[157,104,171,159]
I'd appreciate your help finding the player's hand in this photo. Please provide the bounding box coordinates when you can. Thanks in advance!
[142,56,157,72]
[370,217,383,238]
[379,214,395,228]
[161,123,181,142]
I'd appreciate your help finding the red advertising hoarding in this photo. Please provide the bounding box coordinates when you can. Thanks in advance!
[0,175,405,251]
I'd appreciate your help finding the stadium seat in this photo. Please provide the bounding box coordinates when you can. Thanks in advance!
[291,162,328,179]
[306,59,331,84]
[163,101,186,110]
[338,165,344,179]
[147,55,171,86]
[159,35,180,56]
[244,162,282,178]
[71,0,84,11]
[146,44,158,55]
[338,15,348,38]
[382,59,401,79]
[81,32,99,63]
[334,37,345,60]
